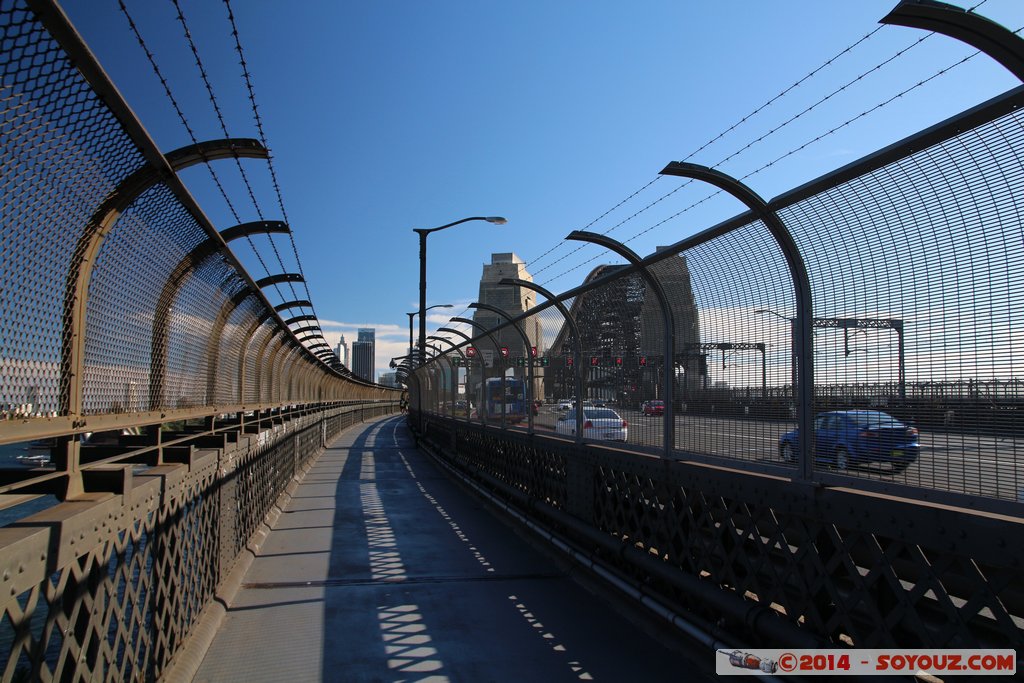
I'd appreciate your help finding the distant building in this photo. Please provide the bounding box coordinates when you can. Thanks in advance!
[378,371,399,388]
[352,328,376,382]
[469,253,544,401]
[335,335,349,368]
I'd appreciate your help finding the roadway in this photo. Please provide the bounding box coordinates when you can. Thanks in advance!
[192,415,716,682]
[529,407,1023,502]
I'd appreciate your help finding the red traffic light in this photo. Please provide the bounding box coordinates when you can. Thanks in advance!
[467,347,477,357]
[500,347,510,358]
[614,357,623,366]
[638,356,647,366]
[531,345,538,357]
[590,357,600,366]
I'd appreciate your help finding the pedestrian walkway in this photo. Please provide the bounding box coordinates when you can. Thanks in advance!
[193,415,713,682]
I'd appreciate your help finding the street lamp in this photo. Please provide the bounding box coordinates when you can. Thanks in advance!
[755,308,797,402]
[407,304,453,360]
[416,216,506,365]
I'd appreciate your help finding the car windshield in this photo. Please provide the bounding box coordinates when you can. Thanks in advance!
[650,401,663,405]
[585,409,620,420]
[847,411,904,428]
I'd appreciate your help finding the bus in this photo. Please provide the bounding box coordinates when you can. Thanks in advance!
[483,377,528,424]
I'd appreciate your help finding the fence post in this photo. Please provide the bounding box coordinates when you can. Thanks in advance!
[660,163,814,479]
[566,232,675,458]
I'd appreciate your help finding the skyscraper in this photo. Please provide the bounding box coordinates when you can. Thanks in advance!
[470,253,543,399]
[335,334,349,368]
[352,328,376,382]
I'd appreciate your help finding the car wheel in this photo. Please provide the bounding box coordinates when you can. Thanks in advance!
[835,447,849,471]
[781,442,795,464]
[890,461,910,474]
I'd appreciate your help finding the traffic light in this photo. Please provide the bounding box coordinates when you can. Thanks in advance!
[614,357,623,367]
[515,357,526,367]
[639,356,647,367]
[500,346,510,358]
[538,357,549,367]
[467,347,477,358]
[590,356,600,367]
[566,356,574,366]
[531,346,538,357]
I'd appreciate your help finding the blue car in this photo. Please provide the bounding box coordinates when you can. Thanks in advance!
[779,410,919,473]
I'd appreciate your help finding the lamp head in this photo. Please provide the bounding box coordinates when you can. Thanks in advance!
[485,216,508,225]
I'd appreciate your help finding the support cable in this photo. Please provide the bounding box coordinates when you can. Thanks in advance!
[170,0,302,307]
[538,22,1019,288]
[117,0,287,305]
[526,1,1000,283]
[223,0,331,351]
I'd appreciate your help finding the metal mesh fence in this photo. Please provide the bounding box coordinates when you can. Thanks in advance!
[784,103,1024,499]
[0,0,396,450]
[2,0,142,419]
[414,88,1024,508]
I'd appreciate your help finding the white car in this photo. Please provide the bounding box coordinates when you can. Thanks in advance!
[556,400,573,411]
[555,407,628,442]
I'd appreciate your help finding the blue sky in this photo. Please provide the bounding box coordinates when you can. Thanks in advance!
[61,0,1023,379]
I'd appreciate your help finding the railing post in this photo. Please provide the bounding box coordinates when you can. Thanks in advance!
[500,279,586,444]
[566,232,675,457]
[469,302,536,434]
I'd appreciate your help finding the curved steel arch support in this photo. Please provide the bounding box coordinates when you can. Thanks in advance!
[881,0,1024,82]
[291,325,322,338]
[274,299,313,313]
[566,231,675,457]
[284,314,318,326]
[206,289,257,405]
[256,273,304,289]
[239,310,276,404]
[61,138,269,417]
[438,326,485,422]
[220,220,291,243]
[429,335,471,421]
[659,161,814,480]
[470,302,535,434]
[163,138,269,168]
[452,316,508,428]
[500,278,585,444]
[149,240,224,410]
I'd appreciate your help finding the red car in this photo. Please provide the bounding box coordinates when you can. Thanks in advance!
[642,400,664,416]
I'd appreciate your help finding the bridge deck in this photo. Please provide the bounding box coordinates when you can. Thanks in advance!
[192,415,711,682]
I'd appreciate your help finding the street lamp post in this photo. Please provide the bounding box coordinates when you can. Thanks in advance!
[416,216,506,366]
[408,305,453,360]
[755,308,798,406]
